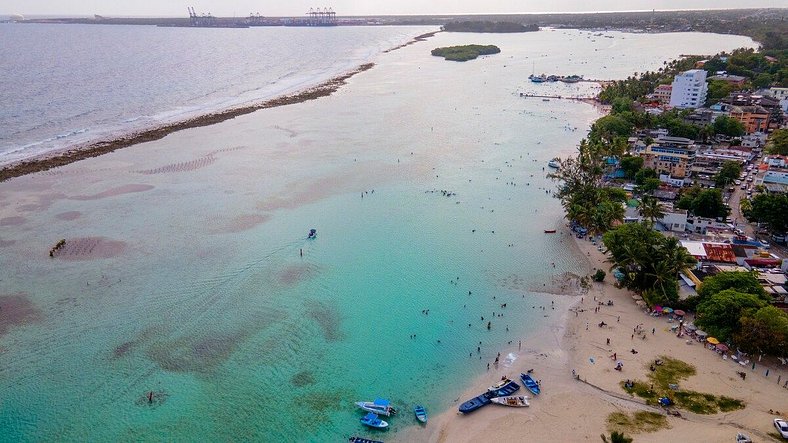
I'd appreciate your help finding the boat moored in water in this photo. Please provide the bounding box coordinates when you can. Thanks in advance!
[544,229,557,234]
[547,159,560,169]
[360,412,388,429]
[356,398,397,416]
[414,405,427,423]
[307,228,317,239]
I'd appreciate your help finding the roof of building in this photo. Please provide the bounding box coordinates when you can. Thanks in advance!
[709,74,747,82]
[702,243,737,263]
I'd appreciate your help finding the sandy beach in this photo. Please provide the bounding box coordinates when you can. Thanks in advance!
[413,231,788,442]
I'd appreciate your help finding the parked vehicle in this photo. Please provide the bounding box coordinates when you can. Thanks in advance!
[774,418,788,439]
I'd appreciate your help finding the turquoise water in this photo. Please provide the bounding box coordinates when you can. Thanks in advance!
[0,29,755,441]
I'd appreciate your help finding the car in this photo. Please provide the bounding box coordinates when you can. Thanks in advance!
[775,418,788,439]
[759,239,771,249]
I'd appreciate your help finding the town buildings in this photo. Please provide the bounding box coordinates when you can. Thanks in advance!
[669,69,708,109]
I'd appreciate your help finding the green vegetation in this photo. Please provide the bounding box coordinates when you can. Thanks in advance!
[696,290,768,342]
[619,156,644,179]
[442,21,538,33]
[622,356,746,414]
[638,196,665,226]
[606,411,668,435]
[593,269,607,282]
[681,271,788,358]
[735,306,788,358]
[743,193,788,234]
[431,44,501,61]
[676,186,729,219]
[712,115,745,138]
[548,139,628,235]
[714,160,742,188]
[603,223,696,305]
[767,128,788,155]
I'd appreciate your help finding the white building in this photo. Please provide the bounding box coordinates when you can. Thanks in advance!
[768,87,788,112]
[669,69,708,109]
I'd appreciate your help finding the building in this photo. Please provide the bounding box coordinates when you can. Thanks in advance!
[729,105,770,134]
[639,136,695,179]
[653,84,673,104]
[768,87,788,112]
[708,74,747,88]
[669,69,708,109]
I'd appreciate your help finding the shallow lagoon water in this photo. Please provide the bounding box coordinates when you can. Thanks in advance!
[0,28,755,441]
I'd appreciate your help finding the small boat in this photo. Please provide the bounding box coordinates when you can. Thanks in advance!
[547,159,560,169]
[488,377,512,392]
[458,393,492,413]
[491,380,520,397]
[529,74,547,83]
[544,229,557,234]
[307,229,317,239]
[360,412,388,429]
[414,405,427,423]
[520,373,540,396]
[349,437,384,443]
[491,395,530,407]
[356,398,397,416]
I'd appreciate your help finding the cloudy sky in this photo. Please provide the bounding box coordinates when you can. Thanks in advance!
[3,0,786,16]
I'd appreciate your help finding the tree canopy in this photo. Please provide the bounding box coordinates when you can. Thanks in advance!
[744,193,788,234]
[603,222,696,305]
[735,306,788,358]
[676,187,729,219]
[696,289,767,342]
[766,128,788,156]
[619,156,644,179]
[696,271,767,300]
[714,161,742,188]
[712,115,745,137]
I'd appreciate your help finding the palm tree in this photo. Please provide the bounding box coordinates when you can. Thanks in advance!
[638,196,665,227]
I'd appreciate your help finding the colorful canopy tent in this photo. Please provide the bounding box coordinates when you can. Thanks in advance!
[674,310,685,316]
[715,343,729,352]
[653,306,663,313]
[663,307,674,313]
[695,330,707,338]
[707,337,720,345]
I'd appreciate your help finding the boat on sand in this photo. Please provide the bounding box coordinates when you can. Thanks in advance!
[520,373,541,395]
[460,379,520,413]
[491,395,530,407]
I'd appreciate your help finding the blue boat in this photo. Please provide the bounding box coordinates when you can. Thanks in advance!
[458,393,491,413]
[490,380,520,397]
[520,373,540,395]
[360,412,389,429]
[307,228,317,239]
[414,405,427,423]
[459,379,520,413]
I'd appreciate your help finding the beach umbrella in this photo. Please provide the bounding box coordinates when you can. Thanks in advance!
[696,330,707,337]
[715,343,729,352]
[684,323,696,331]
[674,309,686,317]
[707,337,720,345]
[663,307,674,313]
[653,306,663,312]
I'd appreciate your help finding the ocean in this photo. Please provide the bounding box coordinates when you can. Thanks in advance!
[0,25,755,441]
[0,24,434,165]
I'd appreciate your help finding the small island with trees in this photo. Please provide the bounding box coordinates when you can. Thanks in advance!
[442,21,539,33]
[431,44,501,62]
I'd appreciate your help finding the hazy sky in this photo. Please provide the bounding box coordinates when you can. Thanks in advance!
[3,0,786,17]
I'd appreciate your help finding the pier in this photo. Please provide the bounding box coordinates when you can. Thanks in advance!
[518,92,599,104]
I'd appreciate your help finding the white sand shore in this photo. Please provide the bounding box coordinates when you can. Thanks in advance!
[406,229,788,442]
